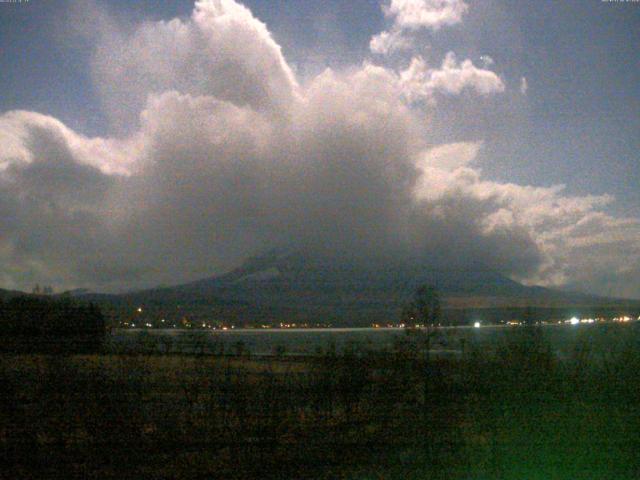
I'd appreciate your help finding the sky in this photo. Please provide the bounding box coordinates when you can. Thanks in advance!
[0,0,638,298]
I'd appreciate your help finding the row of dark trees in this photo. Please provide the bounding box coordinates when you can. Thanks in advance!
[0,296,106,353]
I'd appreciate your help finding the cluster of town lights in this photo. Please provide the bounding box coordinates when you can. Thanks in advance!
[566,315,637,325]
[123,305,639,329]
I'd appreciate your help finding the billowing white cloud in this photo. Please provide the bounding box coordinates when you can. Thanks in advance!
[416,141,482,172]
[0,0,638,298]
[371,0,468,55]
[413,146,640,290]
[0,111,138,176]
[480,55,495,67]
[423,52,505,96]
[386,0,468,31]
[370,29,413,55]
[89,0,298,131]
[399,54,505,102]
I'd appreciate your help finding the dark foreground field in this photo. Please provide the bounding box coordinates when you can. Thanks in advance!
[1,324,639,479]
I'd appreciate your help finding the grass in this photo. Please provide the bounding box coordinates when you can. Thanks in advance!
[1,323,639,479]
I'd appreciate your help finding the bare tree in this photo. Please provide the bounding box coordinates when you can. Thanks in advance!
[403,285,443,460]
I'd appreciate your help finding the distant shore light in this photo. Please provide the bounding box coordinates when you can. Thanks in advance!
[473,322,481,329]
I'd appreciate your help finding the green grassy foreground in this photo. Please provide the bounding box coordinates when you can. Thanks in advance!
[1,324,639,479]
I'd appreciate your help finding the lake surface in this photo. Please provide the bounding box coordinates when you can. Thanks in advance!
[110,322,639,357]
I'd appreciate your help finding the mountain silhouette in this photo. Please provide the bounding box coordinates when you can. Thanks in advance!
[84,249,638,326]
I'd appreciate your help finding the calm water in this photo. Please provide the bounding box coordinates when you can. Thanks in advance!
[110,322,639,357]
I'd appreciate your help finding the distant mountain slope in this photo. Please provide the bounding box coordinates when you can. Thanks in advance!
[186,249,625,304]
[90,250,639,326]
[0,288,29,301]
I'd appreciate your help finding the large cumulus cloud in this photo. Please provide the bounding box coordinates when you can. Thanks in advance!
[90,0,298,131]
[0,0,638,297]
